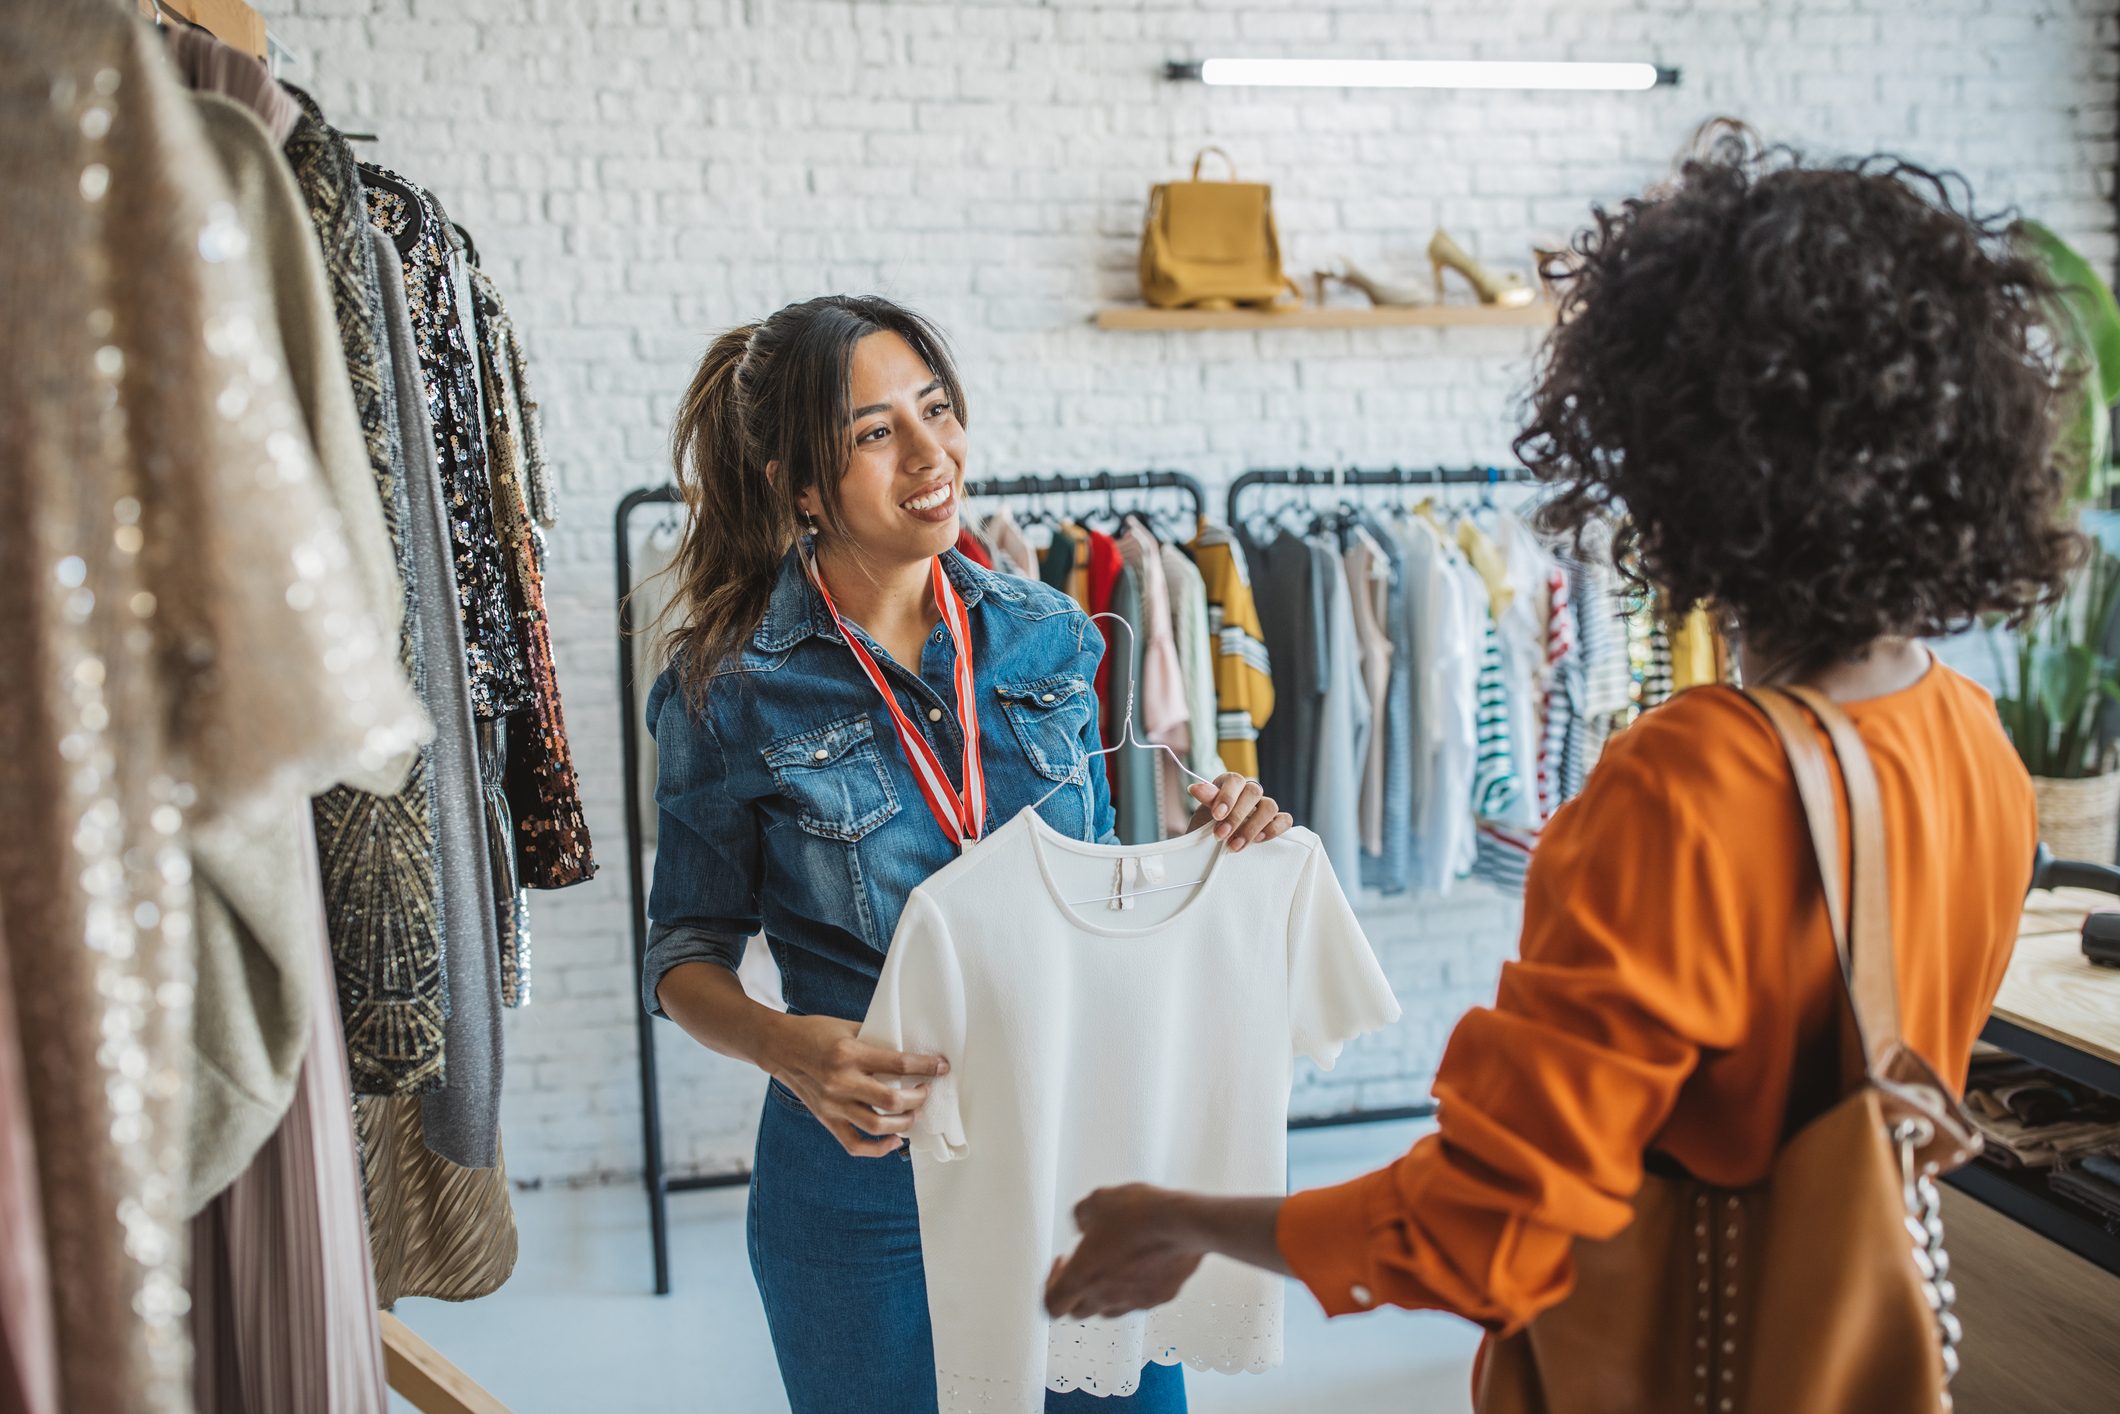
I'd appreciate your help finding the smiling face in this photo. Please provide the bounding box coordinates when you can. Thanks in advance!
[799,329,968,569]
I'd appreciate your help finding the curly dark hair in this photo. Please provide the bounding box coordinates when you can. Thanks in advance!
[1519,139,2085,664]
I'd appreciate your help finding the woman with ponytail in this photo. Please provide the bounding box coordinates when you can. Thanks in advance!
[642,295,1289,1413]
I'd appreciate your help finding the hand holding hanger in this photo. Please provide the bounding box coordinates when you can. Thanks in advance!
[1030,613,1291,905]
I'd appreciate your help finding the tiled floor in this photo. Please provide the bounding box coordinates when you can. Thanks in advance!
[388,1119,1477,1413]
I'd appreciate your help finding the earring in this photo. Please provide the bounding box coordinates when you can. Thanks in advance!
[801,511,819,535]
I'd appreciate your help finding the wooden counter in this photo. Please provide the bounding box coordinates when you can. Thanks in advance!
[1942,890,2120,1413]
[1992,888,2120,1094]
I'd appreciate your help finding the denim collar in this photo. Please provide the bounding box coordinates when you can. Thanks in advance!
[751,538,1003,653]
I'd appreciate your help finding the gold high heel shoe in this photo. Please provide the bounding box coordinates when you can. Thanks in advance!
[1428,229,1535,307]
[1313,260,1435,308]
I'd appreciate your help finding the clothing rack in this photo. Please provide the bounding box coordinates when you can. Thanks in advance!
[1226,464,1538,524]
[136,1,511,1402]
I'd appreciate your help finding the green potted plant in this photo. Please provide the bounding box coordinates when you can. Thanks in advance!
[1991,222,2120,858]
[1994,545,2120,861]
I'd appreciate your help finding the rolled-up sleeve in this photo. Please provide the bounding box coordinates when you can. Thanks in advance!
[643,674,763,1018]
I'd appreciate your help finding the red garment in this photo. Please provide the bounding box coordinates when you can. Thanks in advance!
[953,528,992,569]
[1084,530,1124,733]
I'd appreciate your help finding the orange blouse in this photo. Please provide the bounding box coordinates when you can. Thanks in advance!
[1276,665,2036,1333]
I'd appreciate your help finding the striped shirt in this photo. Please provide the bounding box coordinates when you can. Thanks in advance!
[1190,523,1275,779]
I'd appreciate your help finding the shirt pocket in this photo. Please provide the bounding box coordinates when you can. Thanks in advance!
[995,672,1094,784]
[762,713,901,842]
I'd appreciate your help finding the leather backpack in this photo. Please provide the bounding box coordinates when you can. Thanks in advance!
[1138,147,1299,311]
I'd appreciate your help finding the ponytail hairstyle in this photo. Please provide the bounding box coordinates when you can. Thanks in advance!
[656,295,968,706]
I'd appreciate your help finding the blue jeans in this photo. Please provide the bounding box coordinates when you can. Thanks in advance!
[748,1084,1188,1414]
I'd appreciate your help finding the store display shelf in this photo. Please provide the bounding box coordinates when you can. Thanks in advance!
[1945,1160,2120,1281]
[1094,302,1559,332]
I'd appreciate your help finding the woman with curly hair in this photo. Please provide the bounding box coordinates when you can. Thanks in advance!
[1046,141,2082,1387]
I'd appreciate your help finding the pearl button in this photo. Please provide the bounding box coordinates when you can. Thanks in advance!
[1041,692,1056,702]
[927,707,943,722]
[812,748,830,761]
[1349,1284,1373,1308]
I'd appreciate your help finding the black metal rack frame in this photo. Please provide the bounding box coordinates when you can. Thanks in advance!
[1225,463,1537,525]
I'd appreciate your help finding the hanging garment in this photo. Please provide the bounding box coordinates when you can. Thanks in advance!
[189,819,389,1414]
[376,238,506,1172]
[1670,606,1724,691]
[1117,519,1190,756]
[281,89,455,1106]
[1471,616,1520,822]
[1061,522,1093,609]
[1628,597,1679,708]
[1571,521,1634,724]
[161,20,300,144]
[984,506,1038,580]
[1084,527,1124,724]
[1242,524,1327,825]
[0,8,424,1405]
[1039,522,1076,596]
[1106,566,1161,845]
[0,901,57,1414]
[1392,516,1475,892]
[1343,528,1396,861]
[1187,522,1273,779]
[356,1095,518,1305]
[1536,565,1577,821]
[1158,542,1224,836]
[859,811,1399,1414]
[1308,536,1371,890]
[1486,512,1552,832]
[953,525,993,569]
[469,264,595,901]
[629,526,684,853]
[1352,514,1412,896]
[363,164,534,721]
[189,89,432,1210]
[1474,555,1581,895]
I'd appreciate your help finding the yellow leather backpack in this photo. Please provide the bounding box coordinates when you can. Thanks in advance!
[1138,147,1300,311]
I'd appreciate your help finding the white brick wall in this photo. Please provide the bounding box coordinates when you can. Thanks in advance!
[257,0,2119,1186]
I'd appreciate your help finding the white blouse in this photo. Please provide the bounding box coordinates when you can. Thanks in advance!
[860,808,1402,1413]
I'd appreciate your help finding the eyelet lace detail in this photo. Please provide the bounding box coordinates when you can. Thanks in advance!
[936,1299,1282,1411]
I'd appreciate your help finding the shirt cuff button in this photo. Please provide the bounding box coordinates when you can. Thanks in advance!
[927,707,943,721]
[1350,1284,1374,1308]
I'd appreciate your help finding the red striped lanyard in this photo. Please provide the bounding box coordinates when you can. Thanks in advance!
[806,550,986,850]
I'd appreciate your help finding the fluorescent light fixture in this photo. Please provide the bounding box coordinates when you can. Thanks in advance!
[1165,58,1679,91]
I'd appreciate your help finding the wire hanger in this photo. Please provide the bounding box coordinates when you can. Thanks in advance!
[1027,612,1226,904]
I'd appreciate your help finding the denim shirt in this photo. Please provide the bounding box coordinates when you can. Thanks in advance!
[643,544,1115,1023]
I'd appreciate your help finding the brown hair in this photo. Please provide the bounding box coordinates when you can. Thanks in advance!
[654,295,968,706]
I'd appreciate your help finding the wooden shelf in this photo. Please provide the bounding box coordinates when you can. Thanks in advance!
[1945,1161,2120,1282]
[1094,302,1558,332]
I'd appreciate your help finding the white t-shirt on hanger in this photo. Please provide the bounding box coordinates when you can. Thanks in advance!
[860,808,1401,1414]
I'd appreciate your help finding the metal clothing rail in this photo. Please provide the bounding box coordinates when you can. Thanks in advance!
[1225,463,1538,524]
[613,469,1210,1293]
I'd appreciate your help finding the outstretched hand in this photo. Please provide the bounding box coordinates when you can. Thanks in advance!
[1045,1186,1290,1321]
[1043,1185,1205,1321]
